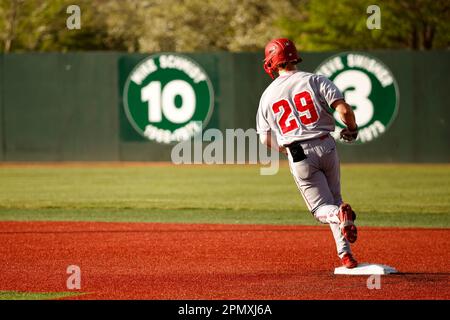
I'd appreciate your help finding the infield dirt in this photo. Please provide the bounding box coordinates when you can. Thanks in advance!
[0,221,448,299]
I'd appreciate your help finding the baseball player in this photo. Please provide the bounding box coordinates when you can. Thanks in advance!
[256,38,359,268]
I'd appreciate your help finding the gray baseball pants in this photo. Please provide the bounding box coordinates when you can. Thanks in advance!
[287,135,351,258]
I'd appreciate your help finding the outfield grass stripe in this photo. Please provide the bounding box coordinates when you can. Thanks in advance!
[0,165,448,228]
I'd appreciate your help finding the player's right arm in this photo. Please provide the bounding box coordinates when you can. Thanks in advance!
[332,99,358,142]
[332,99,357,131]
[316,74,358,141]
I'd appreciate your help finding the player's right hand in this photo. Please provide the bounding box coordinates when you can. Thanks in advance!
[340,127,358,142]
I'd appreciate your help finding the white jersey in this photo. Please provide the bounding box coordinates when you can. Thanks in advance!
[256,70,344,146]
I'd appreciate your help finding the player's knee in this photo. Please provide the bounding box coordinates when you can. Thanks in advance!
[314,204,340,224]
[312,208,328,224]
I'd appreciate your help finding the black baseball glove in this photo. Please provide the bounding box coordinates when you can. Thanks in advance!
[340,127,358,142]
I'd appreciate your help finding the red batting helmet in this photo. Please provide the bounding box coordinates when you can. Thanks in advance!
[263,38,302,79]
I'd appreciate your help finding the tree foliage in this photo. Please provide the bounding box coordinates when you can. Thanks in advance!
[0,0,448,52]
[280,0,450,51]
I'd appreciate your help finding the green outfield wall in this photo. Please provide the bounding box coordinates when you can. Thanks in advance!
[0,51,448,162]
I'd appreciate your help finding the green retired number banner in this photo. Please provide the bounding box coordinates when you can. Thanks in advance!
[315,53,400,144]
[122,53,214,144]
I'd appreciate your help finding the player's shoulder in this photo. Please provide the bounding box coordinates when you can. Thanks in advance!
[296,71,329,82]
[294,70,315,78]
[263,71,311,92]
[258,86,271,111]
[311,73,334,85]
[289,71,332,86]
[259,80,278,103]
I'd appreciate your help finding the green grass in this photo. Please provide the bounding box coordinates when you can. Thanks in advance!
[0,291,83,300]
[0,164,449,227]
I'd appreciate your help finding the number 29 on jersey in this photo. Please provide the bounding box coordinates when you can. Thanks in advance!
[272,91,319,134]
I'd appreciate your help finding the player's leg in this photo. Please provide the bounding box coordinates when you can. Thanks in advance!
[314,204,351,258]
[313,204,339,224]
[320,137,342,206]
[289,156,352,258]
[288,139,357,267]
[320,138,358,244]
[288,152,330,213]
[330,223,352,258]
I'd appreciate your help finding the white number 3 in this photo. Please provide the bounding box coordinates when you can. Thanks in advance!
[333,70,374,127]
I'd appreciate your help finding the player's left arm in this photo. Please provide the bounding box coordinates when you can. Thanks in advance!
[259,131,287,155]
[256,98,287,154]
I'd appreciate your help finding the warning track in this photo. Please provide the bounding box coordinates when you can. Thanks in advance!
[0,222,448,299]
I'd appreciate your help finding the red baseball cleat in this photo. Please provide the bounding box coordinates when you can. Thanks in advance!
[339,203,357,243]
[341,253,358,269]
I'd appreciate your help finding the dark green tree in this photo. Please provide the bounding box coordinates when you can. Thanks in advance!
[0,0,144,52]
[1,0,448,52]
[279,0,450,51]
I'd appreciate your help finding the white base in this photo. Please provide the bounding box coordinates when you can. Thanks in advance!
[334,263,398,275]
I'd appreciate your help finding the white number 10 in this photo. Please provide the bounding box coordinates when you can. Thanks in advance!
[141,80,196,124]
